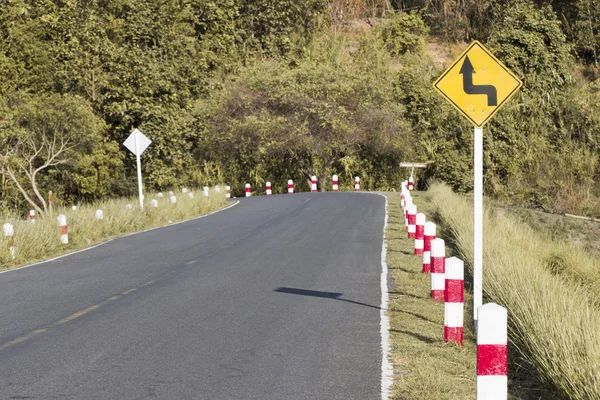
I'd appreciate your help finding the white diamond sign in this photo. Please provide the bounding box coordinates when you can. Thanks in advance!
[123,128,151,156]
[123,128,152,210]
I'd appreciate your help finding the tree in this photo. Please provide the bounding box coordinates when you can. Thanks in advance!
[0,93,112,215]
[200,35,413,190]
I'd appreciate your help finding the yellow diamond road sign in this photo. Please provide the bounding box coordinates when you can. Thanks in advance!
[433,40,522,128]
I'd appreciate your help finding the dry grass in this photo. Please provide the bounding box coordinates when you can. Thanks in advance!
[0,188,229,270]
[428,182,600,399]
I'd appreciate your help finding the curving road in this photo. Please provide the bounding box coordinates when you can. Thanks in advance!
[0,192,386,400]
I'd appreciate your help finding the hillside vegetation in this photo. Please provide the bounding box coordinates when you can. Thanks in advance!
[1,0,600,217]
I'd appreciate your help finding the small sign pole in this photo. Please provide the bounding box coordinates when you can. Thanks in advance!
[474,127,483,322]
[123,128,151,211]
[135,132,144,210]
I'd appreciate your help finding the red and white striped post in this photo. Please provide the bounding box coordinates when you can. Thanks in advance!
[288,179,294,194]
[266,181,272,196]
[3,223,15,259]
[423,222,436,273]
[245,183,251,197]
[477,303,508,400]
[354,176,360,191]
[311,176,317,192]
[430,238,445,301]
[332,175,339,192]
[407,204,417,239]
[226,186,231,199]
[414,213,425,255]
[444,257,464,345]
[404,198,411,230]
[58,214,68,245]
[29,210,36,224]
[408,176,414,191]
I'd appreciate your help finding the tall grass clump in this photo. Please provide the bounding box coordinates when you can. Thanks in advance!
[0,188,229,270]
[428,182,600,399]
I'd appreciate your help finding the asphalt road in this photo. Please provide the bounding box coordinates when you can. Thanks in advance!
[0,192,386,400]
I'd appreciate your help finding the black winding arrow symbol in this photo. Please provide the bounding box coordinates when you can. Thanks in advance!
[459,56,497,106]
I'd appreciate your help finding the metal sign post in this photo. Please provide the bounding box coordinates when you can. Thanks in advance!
[433,40,522,322]
[473,127,483,321]
[124,128,152,210]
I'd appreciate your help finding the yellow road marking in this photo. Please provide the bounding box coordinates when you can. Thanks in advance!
[140,279,157,287]
[109,295,120,301]
[186,260,197,265]
[56,305,100,325]
[121,288,136,295]
[0,329,47,350]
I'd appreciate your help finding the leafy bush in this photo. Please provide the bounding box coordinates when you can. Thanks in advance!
[376,11,429,55]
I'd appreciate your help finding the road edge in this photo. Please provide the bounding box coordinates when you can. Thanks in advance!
[378,193,393,399]
[0,201,240,276]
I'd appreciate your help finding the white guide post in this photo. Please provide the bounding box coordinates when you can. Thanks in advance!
[474,126,483,322]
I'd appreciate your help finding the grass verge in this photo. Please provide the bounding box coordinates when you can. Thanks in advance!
[428,182,600,400]
[0,188,229,270]
[386,190,554,399]
[386,191,476,399]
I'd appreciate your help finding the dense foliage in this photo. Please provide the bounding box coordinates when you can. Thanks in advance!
[1,0,600,216]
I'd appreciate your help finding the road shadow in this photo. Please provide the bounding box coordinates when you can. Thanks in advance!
[274,287,380,310]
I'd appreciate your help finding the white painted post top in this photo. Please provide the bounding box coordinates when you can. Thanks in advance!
[408,204,417,215]
[445,257,464,280]
[332,175,338,181]
[3,223,14,236]
[288,179,293,184]
[266,182,271,186]
[416,213,426,224]
[430,238,445,257]
[424,222,436,236]
[477,303,507,344]
[57,215,67,226]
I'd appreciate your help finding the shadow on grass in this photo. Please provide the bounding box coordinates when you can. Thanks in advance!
[392,329,438,344]
[274,287,380,310]
[389,290,428,300]
[391,266,420,275]
[395,309,438,324]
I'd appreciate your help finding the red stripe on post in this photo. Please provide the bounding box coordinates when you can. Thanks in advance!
[477,344,508,375]
[431,256,444,273]
[424,235,435,251]
[431,290,444,301]
[422,262,431,274]
[445,279,464,303]
[60,226,68,235]
[444,326,464,344]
